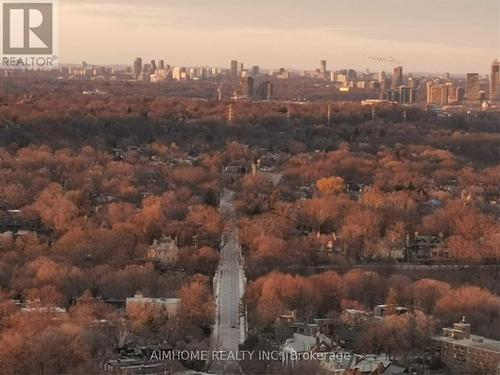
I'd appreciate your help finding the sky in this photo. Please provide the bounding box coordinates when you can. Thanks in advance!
[59,0,500,73]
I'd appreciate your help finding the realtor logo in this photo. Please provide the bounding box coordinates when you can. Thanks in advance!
[1,0,57,68]
[3,2,53,54]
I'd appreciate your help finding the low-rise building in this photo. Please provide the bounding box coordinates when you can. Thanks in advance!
[373,305,408,318]
[432,317,500,374]
[20,305,68,320]
[125,293,180,319]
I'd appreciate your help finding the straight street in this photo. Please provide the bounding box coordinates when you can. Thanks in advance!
[211,189,245,375]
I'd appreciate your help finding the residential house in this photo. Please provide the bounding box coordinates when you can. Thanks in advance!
[321,352,355,374]
[409,232,449,260]
[281,332,336,366]
[290,322,320,336]
[276,310,296,324]
[258,171,283,187]
[322,354,407,374]
[147,236,179,264]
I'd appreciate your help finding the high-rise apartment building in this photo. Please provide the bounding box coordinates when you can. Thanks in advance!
[172,67,187,81]
[465,73,480,101]
[427,82,449,105]
[158,59,165,70]
[490,59,499,102]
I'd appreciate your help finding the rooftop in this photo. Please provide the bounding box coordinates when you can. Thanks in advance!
[126,295,180,304]
[435,334,500,353]
[282,332,333,353]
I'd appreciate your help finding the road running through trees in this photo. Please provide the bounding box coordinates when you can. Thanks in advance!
[210,189,246,375]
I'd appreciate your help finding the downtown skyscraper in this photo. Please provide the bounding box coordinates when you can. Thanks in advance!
[133,57,142,78]
[490,59,499,102]
[230,60,238,77]
[392,66,403,89]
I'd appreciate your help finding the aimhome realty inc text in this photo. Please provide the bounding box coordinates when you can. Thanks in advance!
[150,350,352,362]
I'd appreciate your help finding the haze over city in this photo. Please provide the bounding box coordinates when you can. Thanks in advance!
[59,0,499,73]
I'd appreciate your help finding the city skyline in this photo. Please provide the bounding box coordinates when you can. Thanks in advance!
[59,0,499,73]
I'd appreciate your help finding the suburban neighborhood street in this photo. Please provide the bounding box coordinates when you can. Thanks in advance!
[211,189,245,375]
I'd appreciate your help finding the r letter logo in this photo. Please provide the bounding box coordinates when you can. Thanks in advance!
[3,2,53,54]
[1,1,57,68]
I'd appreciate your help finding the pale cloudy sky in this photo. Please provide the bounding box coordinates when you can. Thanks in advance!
[59,0,499,73]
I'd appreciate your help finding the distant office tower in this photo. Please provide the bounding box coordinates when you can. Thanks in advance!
[133,57,142,78]
[256,81,273,100]
[408,77,419,88]
[380,78,392,90]
[251,66,260,76]
[393,66,403,89]
[320,60,327,73]
[150,60,157,72]
[239,77,254,98]
[379,70,386,82]
[427,82,449,105]
[490,59,499,101]
[230,60,238,77]
[240,63,244,73]
[158,59,165,70]
[465,73,480,101]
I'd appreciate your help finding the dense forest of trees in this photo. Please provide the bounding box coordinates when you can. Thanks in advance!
[234,143,499,274]
[0,78,498,373]
[244,270,500,339]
